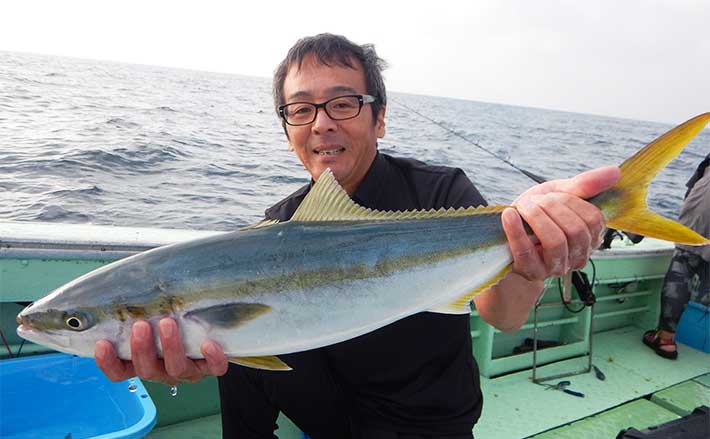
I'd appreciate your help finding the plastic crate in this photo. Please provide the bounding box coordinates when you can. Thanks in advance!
[676,301,710,353]
[0,353,156,439]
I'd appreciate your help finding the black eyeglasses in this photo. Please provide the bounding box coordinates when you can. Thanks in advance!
[278,94,376,126]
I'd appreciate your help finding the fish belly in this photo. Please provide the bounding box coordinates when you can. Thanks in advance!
[191,242,511,357]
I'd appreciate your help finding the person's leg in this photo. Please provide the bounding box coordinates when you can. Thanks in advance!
[643,250,693,359]
[262,349,355,439]
[658,250,694,333]
[218,348,354,439]
[686,251,710,305]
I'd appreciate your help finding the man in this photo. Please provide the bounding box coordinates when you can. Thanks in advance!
[96,34,619,438]
[643,153,710,359]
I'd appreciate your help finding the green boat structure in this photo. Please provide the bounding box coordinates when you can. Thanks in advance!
[1,220,708,438]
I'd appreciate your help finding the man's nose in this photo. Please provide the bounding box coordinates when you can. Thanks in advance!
[312,107,337,133]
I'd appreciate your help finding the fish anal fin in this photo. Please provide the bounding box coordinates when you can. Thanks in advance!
[184,303,271,328]
[229,355,292,371]
[429,264,512,315]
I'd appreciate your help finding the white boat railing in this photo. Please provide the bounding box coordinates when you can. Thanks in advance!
[0,220,225,260]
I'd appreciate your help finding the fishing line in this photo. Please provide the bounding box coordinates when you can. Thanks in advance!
[0,329,14,358]
[389,97,546,184]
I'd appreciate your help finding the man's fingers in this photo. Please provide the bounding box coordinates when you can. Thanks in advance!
[200,340,229,377]
[95,339,135,382]
[130,320,171,383]
[531,194,593,270]
[564,166,621,199]
[502,208,547,281]
[514,166,620,202]
[516,198,569,277]
[552,193,606,252]
[159,318,202,381]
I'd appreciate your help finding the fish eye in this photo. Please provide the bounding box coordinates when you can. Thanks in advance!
[66,317,82,329]
[64,312,91,331]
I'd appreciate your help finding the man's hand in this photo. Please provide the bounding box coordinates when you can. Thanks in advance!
[95,318,229,385]
[474,166,620,332]
[502,166,620,282]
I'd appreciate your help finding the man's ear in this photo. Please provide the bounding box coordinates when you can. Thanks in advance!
[287,141,295,152]
[376,105,386,138]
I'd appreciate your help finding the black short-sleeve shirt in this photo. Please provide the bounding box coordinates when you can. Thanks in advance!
[219,152,487,438]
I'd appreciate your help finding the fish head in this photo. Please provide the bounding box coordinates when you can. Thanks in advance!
[16,296,121,357]
[16,300,112,357]
[15,255,164,358]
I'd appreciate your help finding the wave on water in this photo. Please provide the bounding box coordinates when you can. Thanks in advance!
[1,51,706,231]
[35,205,93,223]
[105,117,141,129]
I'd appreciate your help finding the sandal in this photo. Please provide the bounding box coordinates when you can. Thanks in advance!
[642,330,678,360]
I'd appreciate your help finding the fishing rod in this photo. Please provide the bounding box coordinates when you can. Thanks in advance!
[390,97,599,311]
[389,98,547,184]
[391,97,637,246]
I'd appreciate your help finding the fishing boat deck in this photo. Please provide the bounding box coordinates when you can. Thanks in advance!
[476,326,710,438]
[140,326,710,439]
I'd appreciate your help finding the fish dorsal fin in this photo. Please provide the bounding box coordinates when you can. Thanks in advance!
[240,218,280,231]
[291,168,510,222]
[290,169,374,222]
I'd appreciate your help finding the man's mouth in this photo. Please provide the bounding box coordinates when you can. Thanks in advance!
[315,147,346,156]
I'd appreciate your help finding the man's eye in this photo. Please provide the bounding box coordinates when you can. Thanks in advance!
[333,101,356,109]
[291,106,313,115]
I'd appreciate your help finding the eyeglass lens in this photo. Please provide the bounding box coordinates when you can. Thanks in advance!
[283,96,362,125]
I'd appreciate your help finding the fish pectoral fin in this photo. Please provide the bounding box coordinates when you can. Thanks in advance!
[184,303,271,328]
[229,355,292,371]
[428,264,512,315]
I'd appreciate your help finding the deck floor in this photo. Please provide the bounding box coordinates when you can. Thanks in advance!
[474,326,710,439]
[145,326,709,439]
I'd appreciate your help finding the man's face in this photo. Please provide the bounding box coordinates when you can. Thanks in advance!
[281,54,385,195]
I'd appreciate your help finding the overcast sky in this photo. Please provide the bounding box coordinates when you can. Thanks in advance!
[2,0,708,124]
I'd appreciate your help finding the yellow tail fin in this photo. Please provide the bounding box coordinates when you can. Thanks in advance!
[592,112,710,245]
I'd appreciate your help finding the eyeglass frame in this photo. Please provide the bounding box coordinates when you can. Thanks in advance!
[278,94,377,126]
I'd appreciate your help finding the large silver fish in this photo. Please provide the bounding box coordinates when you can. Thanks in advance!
[16,114,710,370]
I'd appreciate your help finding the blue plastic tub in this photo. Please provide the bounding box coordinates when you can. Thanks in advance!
[676,301,710,353]
[0,353,156,439]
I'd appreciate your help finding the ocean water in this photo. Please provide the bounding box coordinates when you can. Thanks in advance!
[1,51,708,231]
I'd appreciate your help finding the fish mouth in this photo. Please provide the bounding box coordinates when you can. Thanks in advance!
[16,310,32,328]
[17,323,70,349]
[16,303,39,328]
[16,324,43,343]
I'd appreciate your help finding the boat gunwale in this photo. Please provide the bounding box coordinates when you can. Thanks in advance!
[1,220,676,264]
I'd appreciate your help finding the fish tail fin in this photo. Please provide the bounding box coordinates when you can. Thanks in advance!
[593,112,710,245]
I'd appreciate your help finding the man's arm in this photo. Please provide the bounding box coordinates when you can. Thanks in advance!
[474,166,620,332]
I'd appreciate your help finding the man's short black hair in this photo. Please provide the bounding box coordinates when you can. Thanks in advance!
[273,33,388,129]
